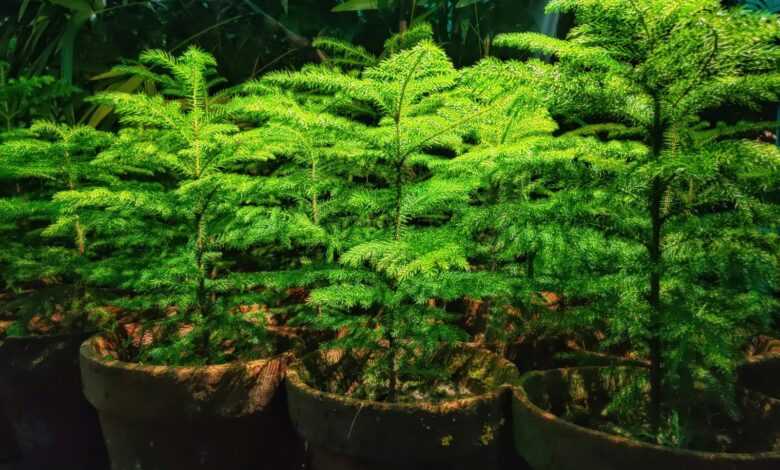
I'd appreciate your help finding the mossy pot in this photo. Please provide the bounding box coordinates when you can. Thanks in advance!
[513,366,780,470]
[0,332,109,470]
[79,334,303,470]
[285,346,523,470]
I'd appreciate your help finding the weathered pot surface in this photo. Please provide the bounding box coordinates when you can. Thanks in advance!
[286,346,524,470]
[739,352,780,452]
[0,406,18,464]
[0,332,108,470]
[513,366,780,470]
[80,334,303,470]
[740,352,780,400]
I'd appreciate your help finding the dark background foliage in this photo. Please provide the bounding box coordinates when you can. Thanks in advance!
[0,1,568,95]
[3,1,775,129]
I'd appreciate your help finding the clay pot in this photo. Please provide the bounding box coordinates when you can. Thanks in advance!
[80,335,303,470]
[513,367,780,470]
[0,332,108,470]
[0,400,19,464]
[739,352,780,452]
[286,346,525,470]
[740,352,780,400]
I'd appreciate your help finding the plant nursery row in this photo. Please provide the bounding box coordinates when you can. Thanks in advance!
[0,1,779,469]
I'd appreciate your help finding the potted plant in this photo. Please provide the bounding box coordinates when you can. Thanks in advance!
[63,47,301,470]
[442,55,628,368]
[225,78,368,350]
[493,0,780,467]
[0,120,111,469]
[263,40,521,470]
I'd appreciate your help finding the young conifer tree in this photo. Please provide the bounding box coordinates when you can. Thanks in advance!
[218,23,455,320]
[495,0,780,438]
[263,41,493,401]
[441,57,612,348]
[224,83,371,315]
[55,47,272,364]
[0,122,112,334]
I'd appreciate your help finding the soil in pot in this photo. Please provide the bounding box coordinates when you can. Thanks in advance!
[0,332,109,470]
[286,346,526,470]
[513,366,780,470]
[80,333,304,470]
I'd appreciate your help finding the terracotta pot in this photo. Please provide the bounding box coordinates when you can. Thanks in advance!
[513,366,780,470]
[80,335,303,470]
[0,332,108,470]
[740,352,780,400]
[0,403,19,463]
[286,346,526,470]
[739,353,780,452]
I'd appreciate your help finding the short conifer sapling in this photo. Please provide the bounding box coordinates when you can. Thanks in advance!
[495,0,780,441]
[265,41,496,401]
[0,121,111,335]
[57,48,273,364]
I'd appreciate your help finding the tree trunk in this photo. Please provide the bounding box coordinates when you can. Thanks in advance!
[648,96,665,430]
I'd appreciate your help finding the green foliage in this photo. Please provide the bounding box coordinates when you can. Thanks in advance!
[0,62,76,137]
[1,3,778,428]
[440,56,633,351]
[0,120,112,334]
[56,47,273,365]
[495,0,780,442]
[258,41,495,401]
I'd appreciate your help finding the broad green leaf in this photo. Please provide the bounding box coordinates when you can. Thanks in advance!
[332,0,379,12]
[87,75,145,127]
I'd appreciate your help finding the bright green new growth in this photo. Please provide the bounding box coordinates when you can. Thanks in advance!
[313,22,436,71]
[441,56,623,350]
[260,41,497,401]
[56,47,272,365]
[0,121,111,334]
[496,0,780,444]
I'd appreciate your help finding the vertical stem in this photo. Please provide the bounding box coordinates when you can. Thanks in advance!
[399,0,408,33]
[386,310,397,401]
[194,208,208,315]
[311,158,319,225]
[388,129,403,400]
[393,96,405,241]
[393,161,403,241]
[387,87,407,399]
[62,137,86,256]
[191,109,209,320]
[648,95,664,430]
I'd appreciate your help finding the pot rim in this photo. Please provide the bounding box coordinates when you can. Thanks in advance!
[286,345,517,414]
[513,366,780,460]
[1,329,97,342]
[743,351,780,366]
[80,333,294,374]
